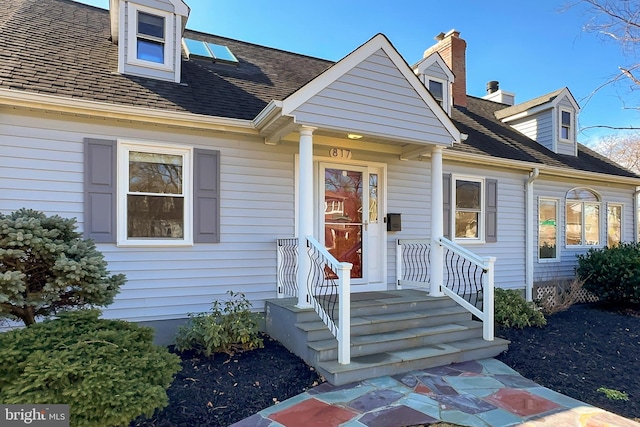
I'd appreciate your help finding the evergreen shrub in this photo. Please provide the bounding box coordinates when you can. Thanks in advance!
[0,310,181,427]
[0,208,125,326]
[576,242,640,303]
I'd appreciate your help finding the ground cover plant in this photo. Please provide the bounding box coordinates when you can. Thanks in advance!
[129,302,640,426]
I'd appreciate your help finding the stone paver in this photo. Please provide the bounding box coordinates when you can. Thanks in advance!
[229,358,640,427]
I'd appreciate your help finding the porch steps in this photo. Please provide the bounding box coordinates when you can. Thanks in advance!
[265,289,509,386]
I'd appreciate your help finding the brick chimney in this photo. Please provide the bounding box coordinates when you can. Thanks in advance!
[423,30,467,108]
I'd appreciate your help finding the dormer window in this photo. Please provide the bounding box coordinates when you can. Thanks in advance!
[126,4,174,71]
[560,109,573,141]
[428,80,444,106]
[137,12,165,63]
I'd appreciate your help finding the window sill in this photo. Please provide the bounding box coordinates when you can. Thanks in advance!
[127,57,174,72]
[453,239,486,245]
[117,239,194,248]
[538,258,561,264]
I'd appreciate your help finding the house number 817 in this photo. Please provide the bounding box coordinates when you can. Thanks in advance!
[330,148,352,159]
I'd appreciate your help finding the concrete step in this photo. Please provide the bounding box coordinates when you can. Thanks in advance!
[315,337,510,386]
[308,320,483,362]
[296,305,472,341]
[348,291,458,317]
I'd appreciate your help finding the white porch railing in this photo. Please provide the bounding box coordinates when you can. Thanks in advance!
[396,237,496,341]
[276,236,352,364]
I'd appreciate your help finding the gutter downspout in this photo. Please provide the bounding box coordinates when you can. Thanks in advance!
[525,168,540,302]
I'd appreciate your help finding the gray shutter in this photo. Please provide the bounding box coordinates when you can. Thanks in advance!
[84,138,117,243]
[442,173,451,239]
[194,148,220,243]
[485,179,498,243]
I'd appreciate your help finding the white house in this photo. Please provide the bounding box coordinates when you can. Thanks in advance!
[2,0,639,382]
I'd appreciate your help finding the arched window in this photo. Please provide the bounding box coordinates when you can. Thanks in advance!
[566,188,601,246]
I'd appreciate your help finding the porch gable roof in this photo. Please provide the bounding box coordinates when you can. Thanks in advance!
[255,34,461,147]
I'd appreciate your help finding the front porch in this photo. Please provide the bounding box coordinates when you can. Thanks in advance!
[266,237,509,386]
[266,289,509,386]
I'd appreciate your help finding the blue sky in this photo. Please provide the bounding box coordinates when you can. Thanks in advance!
[76,0,638,145]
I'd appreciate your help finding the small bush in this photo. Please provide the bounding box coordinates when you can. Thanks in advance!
[576,242,640,304]
[495,288,546,329]
[536,277,585,315]
[175,291,263,357]
[0,310,181,427]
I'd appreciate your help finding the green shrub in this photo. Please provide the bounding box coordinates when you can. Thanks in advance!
[0,208,126,326]
[175,291,263,357]
[576,242,640,303]
[495,288,546,329]
[0,310,181,427]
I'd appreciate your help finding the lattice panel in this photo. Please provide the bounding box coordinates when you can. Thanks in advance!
[535,284,599,307]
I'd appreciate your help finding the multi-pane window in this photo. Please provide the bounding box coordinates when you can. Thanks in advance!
[539,199,559,260]
[137,12,165,63]
[119,142,192,245]
[454,178,482,239]
[607,204,622,247]
[560,110,572,140]
[566,188,600,246]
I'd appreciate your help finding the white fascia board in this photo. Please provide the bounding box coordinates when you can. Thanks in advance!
[0,89,256,134]
[252,100,283,129]
[281,33,460,144]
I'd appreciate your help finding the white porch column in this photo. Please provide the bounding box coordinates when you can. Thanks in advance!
[296,126,316,308]
[430,146,444,297]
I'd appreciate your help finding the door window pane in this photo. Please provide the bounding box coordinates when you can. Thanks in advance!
[369,173,378,224]
[324,168,363,279]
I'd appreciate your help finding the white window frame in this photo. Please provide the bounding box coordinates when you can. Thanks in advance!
[565,187,601,248]
[117,140,193,247]
[425,76,450,115]
[538,197,560,263]
[452,175,485,243]
[607,203,624,247]
[559,108,574,143]
[126,3,174,71]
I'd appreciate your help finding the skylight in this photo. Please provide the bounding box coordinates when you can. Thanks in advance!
[183,38,238,64]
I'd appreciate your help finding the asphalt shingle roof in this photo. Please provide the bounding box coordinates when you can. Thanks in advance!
[1,0,637,180]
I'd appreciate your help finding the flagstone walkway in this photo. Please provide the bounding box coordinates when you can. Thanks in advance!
[230,358,639,427]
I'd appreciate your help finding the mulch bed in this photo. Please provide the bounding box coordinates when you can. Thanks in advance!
[129,337,322,427]
[130,303,639,426]
[496,303,640,420]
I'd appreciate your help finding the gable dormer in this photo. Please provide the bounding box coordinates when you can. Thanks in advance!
[495,87,579,156]
[413,52,455,116]
[110,0,190,83]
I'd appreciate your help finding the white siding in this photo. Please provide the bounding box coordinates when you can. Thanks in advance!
[292,49,453,145]
[533,179,636,281]
[445,165,527,290]
[0,111,297,322]
[510,110,553,152]
[423,62,449,81]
